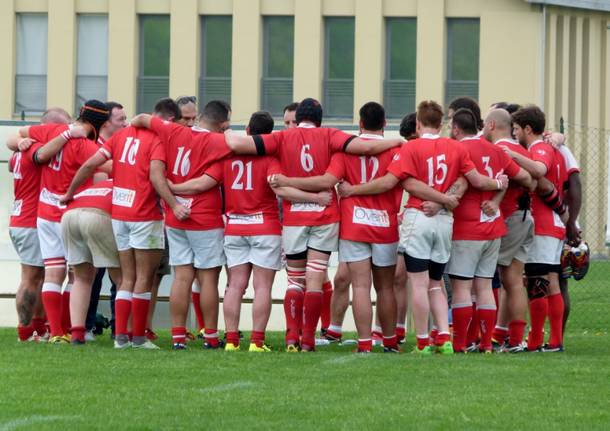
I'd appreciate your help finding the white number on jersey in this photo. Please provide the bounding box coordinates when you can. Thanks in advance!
[426,154,448,186]
[359,156,379,184]
[300,144,314,172]
[231,160,253,190]
[13,152,23,179]
[172,146,191,177]
[481,156,494,178]
[118,137,141,166]
[49,149,63,172]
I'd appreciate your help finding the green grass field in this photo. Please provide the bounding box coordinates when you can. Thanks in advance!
[1,263,609,430]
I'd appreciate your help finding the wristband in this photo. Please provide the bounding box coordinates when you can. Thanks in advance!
[495,179,502,190]
[60,130,72,141]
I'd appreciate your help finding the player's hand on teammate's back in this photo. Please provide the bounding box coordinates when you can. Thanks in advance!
[337,181,354,198]
[444,195,460,211]
[497,174,509,190]
[268,174,287,188]
[172,203,191,221]
[481,200,499,217]
[422,201,442,217]
[58,194,73,205]
[69,125,88,138]
[17,138,34,151]
[315,191,332,206]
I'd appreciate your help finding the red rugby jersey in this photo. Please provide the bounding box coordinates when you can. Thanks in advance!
[151,117,231,230]
[494,138,532,218]
[452,136,521,240]
[326,135,402,243]
[9,143,43,228]
[66,179,113,214]
[206,156,281,236]
[529,140,567,239]
[387,134,476,210]
[100,126,165,221]
[261,124,354,226]
[29,124,99,222]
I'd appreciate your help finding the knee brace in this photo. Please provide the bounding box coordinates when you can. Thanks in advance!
[526,277,549,300]
[286,265,305,291]
[306,259,329,273]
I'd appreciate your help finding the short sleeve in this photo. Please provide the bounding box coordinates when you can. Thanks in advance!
[386,147,408,180]
[559,145,580,174]
[149,135,166,163]
[79,139,102,163]
[203,133,233,164]
[28,124,47,143]
[150,116,175,143]
[204,161,224,182]
[499,149,521,178]
[458,144,476,175]
[100,134,114,159]
[325,152,345,180]
[266,157,281,177]
[328,128,356,153]
[530,144,554,172]
[261,131,281,155]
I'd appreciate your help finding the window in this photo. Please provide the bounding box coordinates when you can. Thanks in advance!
[384,18,417,118]
[200,16,232,106]
[15,14,48,115]
[76,15,108,111]
[446,18,480,107]
[137,15,170,113]
[261,16,294,116]
[323,18,355,119]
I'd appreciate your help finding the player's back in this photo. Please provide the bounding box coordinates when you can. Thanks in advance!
[495,138,531,218]
[10,145,42,228]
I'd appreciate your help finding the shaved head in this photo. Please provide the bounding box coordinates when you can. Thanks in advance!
[486,108,512,130]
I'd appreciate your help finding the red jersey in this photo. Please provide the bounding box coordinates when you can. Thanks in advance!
[326,136,402,243]
[66,179,113,213]
[452,136,521,240]
[150,117,231,230]
[529,140,567,239]
[29,123,99,222]
[206,156,281,236]
[387,134,476,210]
[100,126,165,222]
[9,143,43,228]
[495,139,532,218]
[261,124,355,226]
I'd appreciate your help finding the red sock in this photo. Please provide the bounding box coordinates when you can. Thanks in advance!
[466,303,480,346]
[492,326,509,344]
[301,291,323,349]
[226,331,240,347]
[17,325,34,341]
[191,291,204,331]
[115,291,132,336]
[528,297,548,350]
[171,326,186,345]
[395,324,406,341]
[32,317,47,336]
[71,326,85,343]
[429,327,439,344]
[435,332,450,346]
[320,281,333,330]
[451,304,473,352]
[283,288,304,344]
[548,293,565,347]
[41,283,63,337]
[416,335,429,350]
[477,307,497,351]
[131,292,151,338]
[357,338,372,352]
[508,319,527,347]
[383,335,398,350]
[204,328,219,347]
[61,286,71,335]
[251,330,265,347]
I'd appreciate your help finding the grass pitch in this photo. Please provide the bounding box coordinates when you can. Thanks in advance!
[1,263,609,430]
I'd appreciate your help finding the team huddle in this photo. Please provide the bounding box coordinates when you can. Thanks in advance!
[7,94,587,354]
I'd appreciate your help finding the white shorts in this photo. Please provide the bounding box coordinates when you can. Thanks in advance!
[166,227,226,269]
[399,208,453,264]
[36,217,65,261]
[112,220,165,251]
[224,235,282,270]
[498,210,534,266]
[9,227,43,267]
[446,239,501,279]
[526,235,563,265]
[339,240,398,267]
[61,208,120,268]
[282,223,339,255]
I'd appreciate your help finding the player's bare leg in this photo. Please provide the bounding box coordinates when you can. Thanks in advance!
[131,249,163,347]
[169,264,195,347]
[408,270,432,352]
[69,262,96,344]
[325,262,350,341]
[428,278,450,348]
[146,274,162,339]
[347,259,373,352]
[450,278,474,352]
[372,264,398,351]
[16,264,44,341]
[196,266,221,347]
[284,257,306,348]
[250,265,276,349]
[224,263,252,348]
[301,249,330,351]
[473,277,497,352]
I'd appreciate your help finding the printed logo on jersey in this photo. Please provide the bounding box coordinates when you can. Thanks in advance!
[227,212,264,225]
[480,210,501,223]
[74,188,113,199]
[39,188,66,209]
[290,202,325,213]
[112,187,136,208]
[12,199,23,216]
[175,196,193,209]
[352,206,390,228]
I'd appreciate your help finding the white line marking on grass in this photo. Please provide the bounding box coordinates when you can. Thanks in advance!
[0,415,76,431]
[324,355,359,365]
[198,381,255,393]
